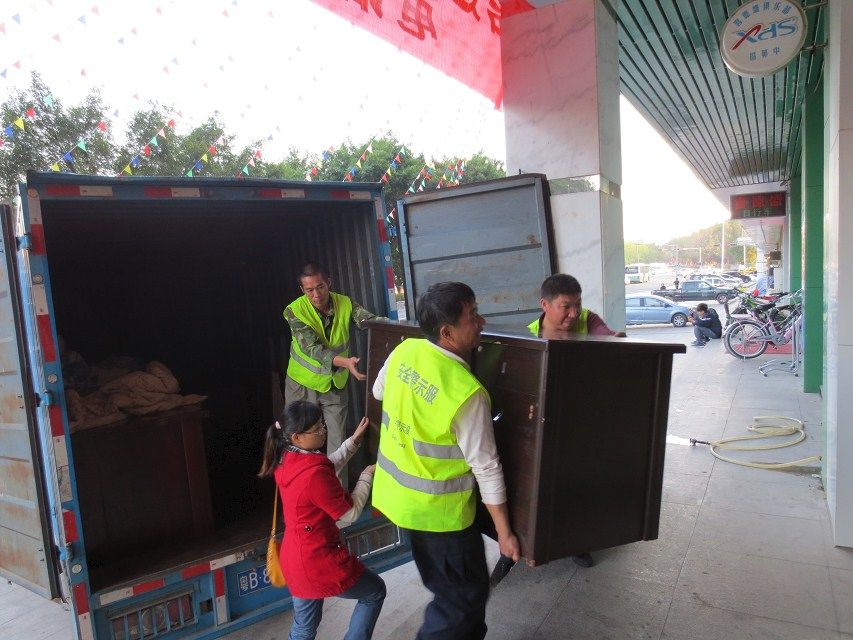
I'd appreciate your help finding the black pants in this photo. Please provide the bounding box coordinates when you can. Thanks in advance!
[407,525,489,640]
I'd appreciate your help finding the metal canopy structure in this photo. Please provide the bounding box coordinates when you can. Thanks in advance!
[616,0,826,190]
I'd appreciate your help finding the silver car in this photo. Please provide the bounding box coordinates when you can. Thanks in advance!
[626,294,691,327]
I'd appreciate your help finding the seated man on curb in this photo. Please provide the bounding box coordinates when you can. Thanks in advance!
[690,303,722,346]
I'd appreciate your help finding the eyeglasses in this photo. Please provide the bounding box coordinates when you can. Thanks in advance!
[304,419,327,437]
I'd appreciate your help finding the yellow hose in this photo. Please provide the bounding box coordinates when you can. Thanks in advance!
[704,416,822,469]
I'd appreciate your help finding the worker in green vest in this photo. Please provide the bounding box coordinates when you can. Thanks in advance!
[529,273,625,570]
[372,281,520,640]
[284,262,380,487]
[528,273,627,338]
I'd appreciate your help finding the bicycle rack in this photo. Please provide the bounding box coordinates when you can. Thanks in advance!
[759,313,803,377]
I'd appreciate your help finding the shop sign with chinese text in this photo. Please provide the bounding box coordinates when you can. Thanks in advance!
[730,192,786,220]
[720,0,807,77]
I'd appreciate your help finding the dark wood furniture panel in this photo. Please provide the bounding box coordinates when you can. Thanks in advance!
[365,321,684,566]
[71,406,214,568]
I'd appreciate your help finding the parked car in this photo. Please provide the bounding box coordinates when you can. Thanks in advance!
[723,270,753,283]
[625,293,691,327]
[686,273,743,288]
[652,279,740,304]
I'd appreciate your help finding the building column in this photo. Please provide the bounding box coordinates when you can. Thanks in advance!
[501,0,624,329]
[823,0,853,547]
[787,172,802,291]
[801,75,824,394]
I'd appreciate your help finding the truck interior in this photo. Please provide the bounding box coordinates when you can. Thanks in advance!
[39,196,385,592]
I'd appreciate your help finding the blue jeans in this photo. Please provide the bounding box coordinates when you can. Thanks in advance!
[694,325,718,341]
[289,568,386,640]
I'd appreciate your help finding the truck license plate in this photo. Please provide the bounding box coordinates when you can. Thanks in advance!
[236,565,272,596]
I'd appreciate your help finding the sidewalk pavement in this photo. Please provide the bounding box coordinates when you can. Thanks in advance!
[4,324,851,639]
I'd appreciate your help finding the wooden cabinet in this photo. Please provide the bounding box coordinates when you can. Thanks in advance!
[71,407,214,569]
[365,321,685,566]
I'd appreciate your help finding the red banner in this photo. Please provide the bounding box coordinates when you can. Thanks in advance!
[310,0,534,107]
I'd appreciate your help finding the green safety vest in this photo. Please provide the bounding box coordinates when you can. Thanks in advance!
[285,292,353,393]
[527,308,589,336]
[373,339,486,532]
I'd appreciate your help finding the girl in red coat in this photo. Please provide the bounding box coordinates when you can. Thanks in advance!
[259,400,385,640]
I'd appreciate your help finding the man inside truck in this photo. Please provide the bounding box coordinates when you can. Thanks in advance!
[372,281,521,640]
[528,273,626,568]
[283,261,381,487]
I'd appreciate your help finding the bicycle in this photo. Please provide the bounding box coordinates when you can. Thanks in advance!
[723,291,803,359]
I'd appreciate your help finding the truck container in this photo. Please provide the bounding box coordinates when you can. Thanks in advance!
[0,172,410,640]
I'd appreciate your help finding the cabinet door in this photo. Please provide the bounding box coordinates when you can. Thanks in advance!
[397,174,553,326]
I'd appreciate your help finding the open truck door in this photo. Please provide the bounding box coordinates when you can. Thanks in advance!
[396,174,554,325]
[0,202,61,599]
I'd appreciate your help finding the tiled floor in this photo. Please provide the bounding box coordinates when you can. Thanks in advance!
[4,322,851,639]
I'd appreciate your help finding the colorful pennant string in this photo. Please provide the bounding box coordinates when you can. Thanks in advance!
[238,148,263,176]
[49,118,109,171]
[378,146,408,183]
[342,141,374,182]
[117,118,177,176]
[0,102,39,148]
[306,145,336,181]
[185,134,225,177]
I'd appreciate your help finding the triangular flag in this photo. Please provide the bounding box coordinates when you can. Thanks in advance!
[186,170,193,177]
[248,158,255,167]
[91,7,100,16]
[1,69,6,79]
[355,160,362,169]
[78,15,86,24]
[44,95,54,107]
[97,120,106,132]
[167,119,176,128]
[380,174,388,183]
[143,145,151,156]
[3,126,13,137]
[241,166,250,175]
[349,167,357,176]
[63,151,74,162]
[51,163,60,171]
[76,139,87,151]
[201,154,208,162]
[172,57,178,65]
[130,156,141,168]
[118,36,124,45]
[0,139,4,147]
[80,68,87,77]
[150,137,159,147]
[162,66,169,74]
[359,153,366,162]
[254,150,262,159]
[208,145,217,155]
[193,161,203,170]
[215,135,224,145]
[394,154,401,163]
[157,128,165,137]
[52,34,61,42]
[13,118,25,130]
[13,14,21,24]
[367,143,373,153]
[25,107,35,118]
[131,27,138,35]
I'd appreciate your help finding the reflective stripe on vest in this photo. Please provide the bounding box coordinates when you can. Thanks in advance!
[527,308,589,336]
[377,449,475,494]
[373,339,485,532]
[285,292,353,392]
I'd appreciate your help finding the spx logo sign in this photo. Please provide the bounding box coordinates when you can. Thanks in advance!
[720,1,808,77]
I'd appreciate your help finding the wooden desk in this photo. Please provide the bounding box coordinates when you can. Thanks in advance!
[365,322,685,566]
[71,406,214,568]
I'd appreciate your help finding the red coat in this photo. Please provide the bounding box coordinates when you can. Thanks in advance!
[274,449,364,598]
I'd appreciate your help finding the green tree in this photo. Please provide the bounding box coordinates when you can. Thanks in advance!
[0,73,115,199]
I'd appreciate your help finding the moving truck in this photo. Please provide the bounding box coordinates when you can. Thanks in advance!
[0,171,559,640]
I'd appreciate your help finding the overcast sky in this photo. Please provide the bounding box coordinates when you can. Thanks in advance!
[1,0,729,243]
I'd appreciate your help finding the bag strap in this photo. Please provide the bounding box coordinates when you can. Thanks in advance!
[270,485,279,537]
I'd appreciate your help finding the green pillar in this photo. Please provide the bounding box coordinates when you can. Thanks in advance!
[788,172,802,291]
[801,76,824,394]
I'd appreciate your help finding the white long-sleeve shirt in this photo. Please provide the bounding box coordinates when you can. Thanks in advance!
[290,436,374,528]
[372,340,507,505]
